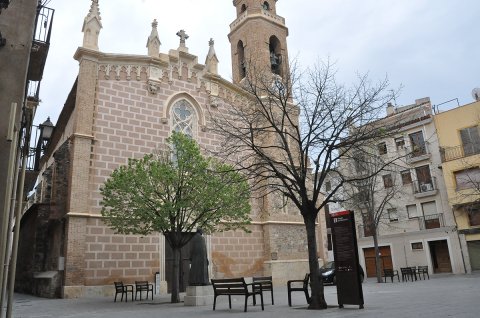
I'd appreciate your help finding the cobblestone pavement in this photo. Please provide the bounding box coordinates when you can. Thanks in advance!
[10,272,480,318]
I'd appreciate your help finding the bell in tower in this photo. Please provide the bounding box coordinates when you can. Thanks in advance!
[228,0,289,84]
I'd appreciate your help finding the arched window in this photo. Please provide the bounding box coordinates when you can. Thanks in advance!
[241,4,247,13]
[237,40,246,79]
[262,1,270,10]
[269,35,282,76]
[171,99,196,137]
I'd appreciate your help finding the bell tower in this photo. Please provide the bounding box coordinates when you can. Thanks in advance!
[229,0,289,84]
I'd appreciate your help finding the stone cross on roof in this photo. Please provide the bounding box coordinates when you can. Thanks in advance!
[176,29,189,48]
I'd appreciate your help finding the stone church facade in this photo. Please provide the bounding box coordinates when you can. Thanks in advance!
[17,0,327,298]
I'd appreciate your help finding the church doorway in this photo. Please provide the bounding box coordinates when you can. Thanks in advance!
[164,233,194,293]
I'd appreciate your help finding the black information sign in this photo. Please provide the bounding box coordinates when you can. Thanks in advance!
[331,210,364,309]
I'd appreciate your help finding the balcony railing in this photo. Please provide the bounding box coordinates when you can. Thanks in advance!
[440,143,480,162]
[407,142,431,163]
[27,5,54,82]
[412,177,437,196]
[418,213,444,230]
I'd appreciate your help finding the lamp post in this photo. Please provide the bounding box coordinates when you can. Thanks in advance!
[34,117,54,171]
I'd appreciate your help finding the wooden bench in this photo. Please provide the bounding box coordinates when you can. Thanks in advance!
[211,277,264,312]
[135,281,153,301]
[383,269,400,283]
[287,274,310,307]
[253,276,274,305]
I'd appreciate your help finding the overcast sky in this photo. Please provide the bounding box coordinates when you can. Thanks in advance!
[35,0,480,126]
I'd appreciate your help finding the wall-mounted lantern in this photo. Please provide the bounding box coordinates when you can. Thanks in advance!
[34,117,54,171]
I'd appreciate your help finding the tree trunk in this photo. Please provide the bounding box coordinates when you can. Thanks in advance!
[171,247,181,303]
[373,230,382,283]
[305,213,327,309]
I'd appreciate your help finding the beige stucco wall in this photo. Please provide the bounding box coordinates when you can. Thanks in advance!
[434,102,480,236]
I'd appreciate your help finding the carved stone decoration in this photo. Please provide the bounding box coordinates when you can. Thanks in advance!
[99,64,146,81]
[147,80,159,95]
[210,96,220,108]
[210,83,219,96]
[149,67,162,81]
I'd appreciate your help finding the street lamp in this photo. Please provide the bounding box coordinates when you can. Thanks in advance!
[34,117,54,171]
[39,117,54,144]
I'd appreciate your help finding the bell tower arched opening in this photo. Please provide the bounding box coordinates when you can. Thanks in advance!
[237,40,246,79]
[269,35,282,76]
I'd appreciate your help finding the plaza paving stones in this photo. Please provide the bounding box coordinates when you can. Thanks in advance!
[11,272,480,318]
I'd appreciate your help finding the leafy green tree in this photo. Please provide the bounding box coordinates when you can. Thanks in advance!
[101,132,251,303]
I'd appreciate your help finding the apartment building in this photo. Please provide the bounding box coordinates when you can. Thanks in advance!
[434,100,480,272]
[334,98,465,277]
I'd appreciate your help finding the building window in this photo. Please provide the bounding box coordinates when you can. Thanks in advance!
[401,170,412,185]
[354,154,367,174]
[415,165,433,192]
[377,142,387,155]
[172,99,195,137]
[324,204,331,229]
[421,201,439,229]
[362,213,374,237]
[395,137,405,150]
[460,126,480,156]
[388,208,398,222]
[407,204,419,218]
[325,181,331,192]
[383,174,393,188]
[411,242,423,250]
[421,201,437,216]
[409,131,426,156]
[262,1,270,10]
[454,167,480,191]
[466,205,480,226]
[357,186,370,203]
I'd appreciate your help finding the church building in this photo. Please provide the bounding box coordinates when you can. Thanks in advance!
[17,0,327,298]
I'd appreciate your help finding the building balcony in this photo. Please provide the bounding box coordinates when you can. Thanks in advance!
[406,142,431,164]
[440,143,480,163]
[357,213,446,238]
[27,5,54,82]
[412,177,438,198]
[418,213,445,230]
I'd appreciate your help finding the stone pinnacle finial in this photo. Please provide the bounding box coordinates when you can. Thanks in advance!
[205,38,219,75]
[146,19,161,57]
[82,0,103,50]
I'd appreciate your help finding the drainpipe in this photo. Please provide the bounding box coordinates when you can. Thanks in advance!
[451,207,469,274]
[6,106,34,318]
[0,103,19,318]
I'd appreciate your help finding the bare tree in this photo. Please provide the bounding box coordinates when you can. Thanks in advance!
[338,151,405,283]
[210,60,396,309]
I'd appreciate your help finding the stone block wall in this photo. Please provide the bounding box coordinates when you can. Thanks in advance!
[210,225,265,278]
[83,217,159,286]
